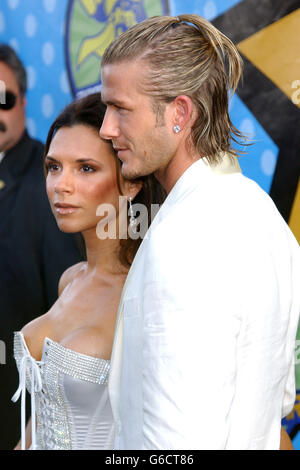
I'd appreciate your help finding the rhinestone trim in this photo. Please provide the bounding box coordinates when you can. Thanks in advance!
[43,338,110,385]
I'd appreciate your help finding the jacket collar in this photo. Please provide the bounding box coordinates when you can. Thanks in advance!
[160,153,241,213]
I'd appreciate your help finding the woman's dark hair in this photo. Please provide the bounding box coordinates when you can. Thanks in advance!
[44,93,166,267]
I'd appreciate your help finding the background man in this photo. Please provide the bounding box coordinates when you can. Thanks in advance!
[100,15,300,449]
[0,45,82,449]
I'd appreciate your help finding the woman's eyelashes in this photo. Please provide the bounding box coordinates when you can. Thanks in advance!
[80,164,96,173]
[46,162,60,172]
[46,161,97,174]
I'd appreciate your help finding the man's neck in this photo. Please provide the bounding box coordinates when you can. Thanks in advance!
[155,147,200,194]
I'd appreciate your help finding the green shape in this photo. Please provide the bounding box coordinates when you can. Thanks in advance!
[69,0,105,89]
[68,0,167,91]
[145,0,164,17]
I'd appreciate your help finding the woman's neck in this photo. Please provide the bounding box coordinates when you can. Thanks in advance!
[82,228,127,276]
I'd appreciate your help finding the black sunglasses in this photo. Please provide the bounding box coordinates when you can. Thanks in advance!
[0,91,17,110]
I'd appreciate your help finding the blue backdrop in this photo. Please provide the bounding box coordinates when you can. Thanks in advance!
[0,0,278,194]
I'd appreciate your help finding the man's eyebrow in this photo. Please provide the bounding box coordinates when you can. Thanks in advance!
[103,98,127,107]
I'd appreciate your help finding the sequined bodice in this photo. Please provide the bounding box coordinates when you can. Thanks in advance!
[13,332,114,450]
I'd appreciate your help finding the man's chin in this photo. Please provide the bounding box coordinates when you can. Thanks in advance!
[121,161,154,181]
[121,163,142,181]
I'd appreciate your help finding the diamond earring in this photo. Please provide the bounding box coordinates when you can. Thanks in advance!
[128,196,137,233]
[173,125,181,134]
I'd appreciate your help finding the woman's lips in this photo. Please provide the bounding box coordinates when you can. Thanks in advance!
[54,203,79,215]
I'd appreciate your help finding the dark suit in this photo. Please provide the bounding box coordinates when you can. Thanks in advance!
[0,131,83,449]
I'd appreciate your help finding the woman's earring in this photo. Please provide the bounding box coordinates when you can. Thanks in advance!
[173,125,181,134]
[128,196,137,234]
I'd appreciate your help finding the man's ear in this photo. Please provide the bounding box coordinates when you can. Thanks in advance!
[172,95,195,131]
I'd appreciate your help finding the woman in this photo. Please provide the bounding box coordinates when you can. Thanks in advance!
[12,93,165,450]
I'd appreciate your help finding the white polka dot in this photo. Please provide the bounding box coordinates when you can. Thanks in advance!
[26,66,36,90]
[7,0,19,10]
[260,149,277,176]
[41,94,54,118]
[60,70,70,94]
[42,42,55,66]
[203,0,217,20]
[0,12,5,34]
[26,117,37,137]
[43,0,56,13]
[239,118,255,138]
[9,38,19,53]
[24,14,37,38]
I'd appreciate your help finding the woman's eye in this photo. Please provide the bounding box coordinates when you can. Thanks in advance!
[47,163,60,172]
[81,165,95,173]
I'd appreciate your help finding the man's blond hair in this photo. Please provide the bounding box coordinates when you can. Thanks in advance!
[102,14,246,163]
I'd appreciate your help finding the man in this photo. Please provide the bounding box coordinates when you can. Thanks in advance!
[0,45,82,449]
[99,15,300,449]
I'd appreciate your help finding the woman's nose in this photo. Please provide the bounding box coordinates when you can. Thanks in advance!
[54,171,74,194]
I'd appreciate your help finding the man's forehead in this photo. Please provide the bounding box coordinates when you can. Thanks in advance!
[102,60,139,82]
[101,60,144,103]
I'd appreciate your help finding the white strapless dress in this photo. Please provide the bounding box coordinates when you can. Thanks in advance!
[12,331,114,450]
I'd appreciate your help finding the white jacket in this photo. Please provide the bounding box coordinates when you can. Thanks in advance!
[108,156,300,450]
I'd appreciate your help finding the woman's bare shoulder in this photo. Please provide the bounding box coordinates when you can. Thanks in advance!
[58,261,87,296]
[20,263,85,359]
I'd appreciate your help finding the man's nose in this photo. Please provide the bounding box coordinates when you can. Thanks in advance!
[99,109,120,141]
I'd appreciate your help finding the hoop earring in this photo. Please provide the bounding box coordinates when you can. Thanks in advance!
[128,196,137,233]
[173,125,181,134]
